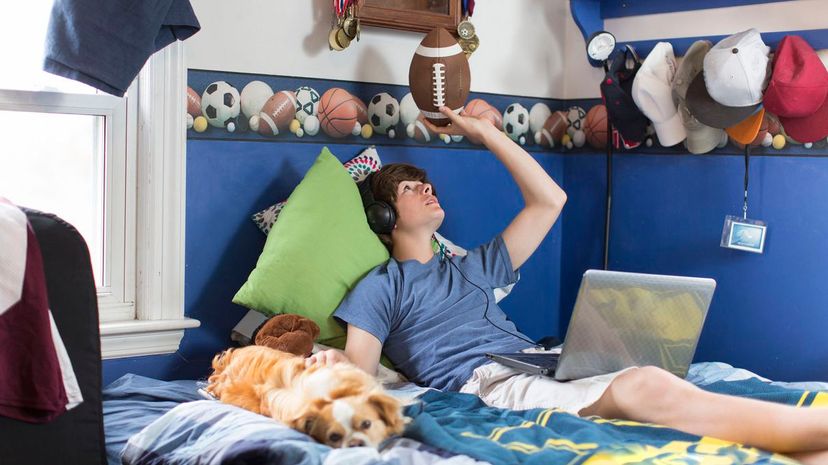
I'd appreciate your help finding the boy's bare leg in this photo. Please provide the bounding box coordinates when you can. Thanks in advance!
[789,449,828,465]
[579,366,828,454]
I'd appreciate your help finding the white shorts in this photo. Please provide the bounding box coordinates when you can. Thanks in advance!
[459,362,633,416]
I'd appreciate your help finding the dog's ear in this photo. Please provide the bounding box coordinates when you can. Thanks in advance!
[367,393,406,434]
[288,413,319,435]
[328,378,367,399]
[289,399,326,435]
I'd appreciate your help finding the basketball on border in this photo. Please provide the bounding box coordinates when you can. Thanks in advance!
[318,88,360,138]
[583,104,609,149]
[465,98,503,132]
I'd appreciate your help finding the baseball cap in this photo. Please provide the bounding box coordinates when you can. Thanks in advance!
[672,40,725,154]
[763,36,828,143]
[601,45,650,148]
[632,42,686,147]
[686,29,770,128]
[726,108,765,145]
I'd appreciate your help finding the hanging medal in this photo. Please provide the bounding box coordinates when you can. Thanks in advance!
[457,0,479,58]
[329,0,355,51]
[342,2,360,42]
[720,145,767,254]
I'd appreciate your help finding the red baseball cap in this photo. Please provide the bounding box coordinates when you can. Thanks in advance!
[763,35,828,143]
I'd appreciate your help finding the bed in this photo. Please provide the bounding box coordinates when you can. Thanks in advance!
[8,209,828,465]
[101,362,828,465]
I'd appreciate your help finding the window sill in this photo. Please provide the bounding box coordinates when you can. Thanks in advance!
[100,318,200,359]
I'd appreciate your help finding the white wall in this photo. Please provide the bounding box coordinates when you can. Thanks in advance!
[186,0,569,99]
[563,0,827,98]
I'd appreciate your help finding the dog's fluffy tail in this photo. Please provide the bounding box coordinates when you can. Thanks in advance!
[206,348,235,398]
[211,348,235,373]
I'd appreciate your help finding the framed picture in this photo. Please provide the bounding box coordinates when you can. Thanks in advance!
[720,215,767,254]
[358,0,462,35]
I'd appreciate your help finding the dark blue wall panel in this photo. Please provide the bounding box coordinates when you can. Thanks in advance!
[105,140,564,382]
[562,152,828,382]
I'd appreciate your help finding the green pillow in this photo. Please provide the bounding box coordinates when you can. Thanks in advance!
[233,147,389,346]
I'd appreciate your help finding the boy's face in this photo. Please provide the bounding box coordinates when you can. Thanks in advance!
[393,180,444,233]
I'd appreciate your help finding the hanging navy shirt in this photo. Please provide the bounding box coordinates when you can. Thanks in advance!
[334,235,533,391]
[44,0,200,96]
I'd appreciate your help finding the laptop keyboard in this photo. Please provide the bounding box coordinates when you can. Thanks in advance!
[504,353,560,367]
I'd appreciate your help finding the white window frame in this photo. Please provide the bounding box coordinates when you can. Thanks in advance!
[0,41,199,359]
[100,42,200,358]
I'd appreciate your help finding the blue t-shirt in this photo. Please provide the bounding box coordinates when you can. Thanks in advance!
[333,235,533,391]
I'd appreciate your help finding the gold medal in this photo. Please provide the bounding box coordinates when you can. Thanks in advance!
[343,4,359,40]
[343,17,357,39]
[335,27,351,49]
[457,18,476,40]
[458,34,480,58]
[329,28,344,51]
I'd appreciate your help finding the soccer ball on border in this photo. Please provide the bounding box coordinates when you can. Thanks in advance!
[503,103,530,142]
[201,81,241,128]
[294,86,321,123]
[368,92,401,137]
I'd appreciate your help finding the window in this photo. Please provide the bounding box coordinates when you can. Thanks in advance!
[0,1,199,358]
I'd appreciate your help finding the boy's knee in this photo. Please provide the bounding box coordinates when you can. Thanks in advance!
[608,366,688,416]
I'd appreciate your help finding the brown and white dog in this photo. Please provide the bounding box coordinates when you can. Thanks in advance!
[206,345,406,448]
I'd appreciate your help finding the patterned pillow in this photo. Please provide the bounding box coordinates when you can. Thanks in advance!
[252,146,382,235]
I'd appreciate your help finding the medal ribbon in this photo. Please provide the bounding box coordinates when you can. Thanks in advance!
[462,0,475,16]
[334,0,352,18]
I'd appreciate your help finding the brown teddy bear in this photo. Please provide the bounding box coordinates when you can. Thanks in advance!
[254,314,320,357]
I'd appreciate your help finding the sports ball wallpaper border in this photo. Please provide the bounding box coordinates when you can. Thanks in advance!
[187,69,828,156]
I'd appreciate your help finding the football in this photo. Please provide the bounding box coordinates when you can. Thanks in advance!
[408,27,470,126]
[351,95,369,125]
[407,113,435,143]
[503,103,530,143]
[186,86,201,118]
[201,81,240,128]
[368,92,400,136]
[294,86,321,123]
[535,111,567,148]
[257,90,297,136]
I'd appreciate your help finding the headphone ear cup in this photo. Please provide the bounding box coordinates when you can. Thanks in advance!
[365,201,395,235]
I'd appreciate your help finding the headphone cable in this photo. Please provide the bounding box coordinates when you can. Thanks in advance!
[440,247,541,348]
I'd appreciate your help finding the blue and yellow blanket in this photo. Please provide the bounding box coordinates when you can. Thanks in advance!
[403,378,826,465]
[111,373,827,465]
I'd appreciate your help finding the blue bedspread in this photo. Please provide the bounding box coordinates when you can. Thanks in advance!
[404,378,824,465]
[105,365,828,465]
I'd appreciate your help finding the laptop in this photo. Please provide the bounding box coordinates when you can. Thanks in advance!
[486,269,716,381]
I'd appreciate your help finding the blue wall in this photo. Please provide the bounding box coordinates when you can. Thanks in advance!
[104,139,564,385]
[103,69,828,386]
[562,152,828,382]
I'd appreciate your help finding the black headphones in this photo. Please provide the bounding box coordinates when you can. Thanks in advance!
[358,172,396,235]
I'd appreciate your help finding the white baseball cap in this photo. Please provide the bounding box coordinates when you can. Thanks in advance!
[632,42,686,147]
[704,28,770,107]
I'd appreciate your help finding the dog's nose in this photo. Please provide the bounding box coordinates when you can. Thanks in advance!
[347,439,365,447]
